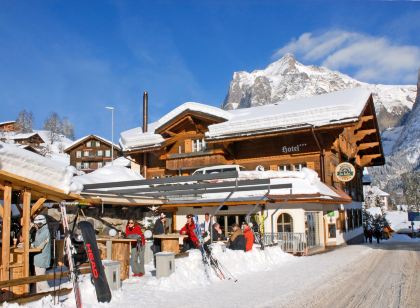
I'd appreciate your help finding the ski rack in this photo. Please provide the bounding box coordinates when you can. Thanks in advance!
[60,202,83,308]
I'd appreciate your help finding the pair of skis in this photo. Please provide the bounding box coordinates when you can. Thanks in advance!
[60,203,112,307]
[193,216,237,282]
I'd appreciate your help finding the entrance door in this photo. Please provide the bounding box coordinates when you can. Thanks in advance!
[305,212,320,248]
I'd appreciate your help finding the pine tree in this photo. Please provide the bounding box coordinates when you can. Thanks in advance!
[401,172,420,212]
[16,110,34,133]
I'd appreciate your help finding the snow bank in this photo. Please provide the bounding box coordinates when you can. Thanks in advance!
[386,211,420,231]
[0,142,76,194]
[73,165,144,188]
[143,244,293,292]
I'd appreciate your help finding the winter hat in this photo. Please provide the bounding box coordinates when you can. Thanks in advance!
[34,215,47,225]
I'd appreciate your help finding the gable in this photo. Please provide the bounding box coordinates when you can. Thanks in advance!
[156,110,228,137]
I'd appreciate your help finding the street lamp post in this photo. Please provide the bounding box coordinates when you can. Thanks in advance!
[105,106,114,165]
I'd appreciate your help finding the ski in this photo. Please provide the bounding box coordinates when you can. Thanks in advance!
[78,221,112,303]
[60,202,83,308]
[193,215,237,282]
[193,215,211,279]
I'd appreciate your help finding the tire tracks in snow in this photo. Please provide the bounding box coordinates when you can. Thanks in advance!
[285,241,420,308]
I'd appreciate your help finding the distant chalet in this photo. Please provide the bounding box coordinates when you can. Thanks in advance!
[0,120,18,132]
[120,88,384,202]
[65,135,122,173]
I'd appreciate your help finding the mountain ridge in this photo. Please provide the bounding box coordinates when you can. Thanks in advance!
[222,54,416,130]
[222,54,419,200]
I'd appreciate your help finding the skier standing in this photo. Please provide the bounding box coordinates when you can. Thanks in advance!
[125,219,146,277]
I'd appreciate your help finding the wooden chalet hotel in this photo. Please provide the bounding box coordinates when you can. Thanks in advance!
[117,88,384,251]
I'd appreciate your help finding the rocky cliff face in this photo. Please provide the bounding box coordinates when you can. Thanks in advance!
[222,54,416,130]
[370,69,420,194]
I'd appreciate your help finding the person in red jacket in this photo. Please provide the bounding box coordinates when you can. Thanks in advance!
[125,219,146,277]
[243,224,254,252]
[180,214,199,251]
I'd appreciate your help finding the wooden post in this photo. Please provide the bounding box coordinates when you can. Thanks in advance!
[1,184,12,281]
[22,190,31,292]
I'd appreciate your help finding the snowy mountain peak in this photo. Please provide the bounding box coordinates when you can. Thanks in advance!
[222,54,416,129]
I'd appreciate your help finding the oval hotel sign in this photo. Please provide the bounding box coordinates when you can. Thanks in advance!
[335,162,355,182]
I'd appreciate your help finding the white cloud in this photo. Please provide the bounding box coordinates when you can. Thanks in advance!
[274,30,420,84]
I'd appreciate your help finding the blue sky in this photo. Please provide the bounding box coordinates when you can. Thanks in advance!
[1,1,419,140]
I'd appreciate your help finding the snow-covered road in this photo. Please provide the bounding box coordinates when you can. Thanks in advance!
[9,235,420,308]
[287,237,420,308]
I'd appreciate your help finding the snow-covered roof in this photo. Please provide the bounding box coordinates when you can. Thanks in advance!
[120,102,231,151]
[65,134,121,152]
[120,88,372,150]
[206,88,371,139]
[365,185,390,197]
[10,132,44,141]
[120,127,164,151]
[0,142,79,194]
[155,102,232,131]
[0,120,16,126]
[105,156,131,167]
[73,165,144,186]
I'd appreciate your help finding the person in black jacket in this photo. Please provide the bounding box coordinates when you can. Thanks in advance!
[152,213,166,254]
[228,223,246,251]
[211,223,226,242]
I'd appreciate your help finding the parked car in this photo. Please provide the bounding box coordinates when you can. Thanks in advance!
[192,164,245,175]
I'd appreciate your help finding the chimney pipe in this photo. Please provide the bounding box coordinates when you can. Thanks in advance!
[143,91,148,133]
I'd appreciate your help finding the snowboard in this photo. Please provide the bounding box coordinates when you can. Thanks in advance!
[78,221,112,303]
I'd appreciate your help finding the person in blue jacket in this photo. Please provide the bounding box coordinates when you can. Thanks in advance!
[31,214,51,292]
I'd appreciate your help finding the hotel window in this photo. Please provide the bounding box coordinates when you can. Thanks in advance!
[192,138,206,152]
[97,150,103,157]
[94,141,100,147]
[278,164,291,171]
[76,162,82,170]
[293,163,307,171]
[277,213,293,233]
[97,162,103,168]
[83,150,90,157]
[83,162,89,169]
[86,141,92,147]
[105,150,111,157]
[76,151,82,158]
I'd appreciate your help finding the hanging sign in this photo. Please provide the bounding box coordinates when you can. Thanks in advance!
[335,162,355,182]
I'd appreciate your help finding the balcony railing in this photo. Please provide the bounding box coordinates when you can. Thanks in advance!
[262,232,307,254]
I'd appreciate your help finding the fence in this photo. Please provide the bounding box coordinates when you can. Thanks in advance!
[262,232,307,254]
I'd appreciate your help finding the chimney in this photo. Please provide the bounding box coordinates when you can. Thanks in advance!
[143,91,148,133]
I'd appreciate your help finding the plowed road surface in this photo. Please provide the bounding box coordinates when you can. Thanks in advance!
[283,238,420,308]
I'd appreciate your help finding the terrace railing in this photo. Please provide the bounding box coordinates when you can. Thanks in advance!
[262,232,307,254]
